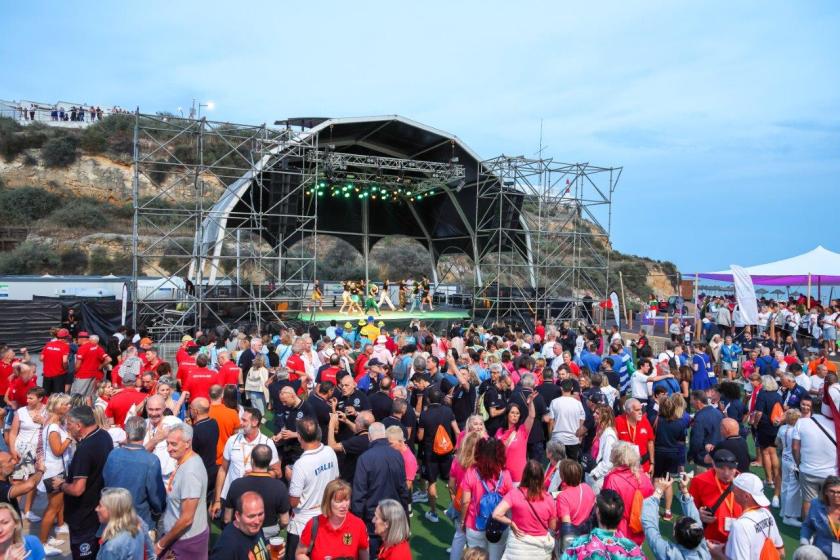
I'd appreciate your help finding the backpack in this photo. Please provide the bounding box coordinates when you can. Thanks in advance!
[432,424,454,455]
[652,377,680,396]
[628,488,644,534]
[759,537,781,560]
[667,352,678,372]
[770,402,784,425]
[475,473,505,531]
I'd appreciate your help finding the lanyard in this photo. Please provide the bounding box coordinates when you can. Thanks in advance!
[627,420,637,443]
[166,451,194,493]
[828,516,840,541]
[714,476,735,515]
[237,434,260,469]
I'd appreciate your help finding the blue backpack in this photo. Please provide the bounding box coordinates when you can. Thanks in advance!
[476,473,505,531]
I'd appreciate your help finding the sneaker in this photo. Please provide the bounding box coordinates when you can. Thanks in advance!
[783,517,802,527]
[662,511,673,521]
[412,491,429,503]
[771,495,780,508]
[56,524,69,534]
[24,511,41,523]
[47,538,65,547]
[425,510,439,523]
[43,545,62,557]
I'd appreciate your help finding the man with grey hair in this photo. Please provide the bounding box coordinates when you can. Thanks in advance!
[141,395,182,484]
[72,333,111,397]
[509,371,550,464]
[156,422,209,558]
[328,409,373,483]
[103,415,165,528]
[351,422,409,559]
[616,397,655,473]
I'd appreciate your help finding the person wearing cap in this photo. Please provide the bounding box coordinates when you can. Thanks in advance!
[688,449,743,545]
[709,473,783,560]
[372,335,394,366]
[360,316,380,342]
[41,328,71,395]
[72,334,111,397]
[358,358,387,394]
[175,334,195,366]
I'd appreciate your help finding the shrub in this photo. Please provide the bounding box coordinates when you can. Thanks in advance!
[86,114,134,156]
[88,247,112,275]
[0,186,64,224]
[80,126,107,153]
[48,200,110,229]
[59,249,89,274]
[42,135,79,167]
[0,241,60,274]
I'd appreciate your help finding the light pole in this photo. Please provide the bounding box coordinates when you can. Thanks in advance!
[190,99,215,119]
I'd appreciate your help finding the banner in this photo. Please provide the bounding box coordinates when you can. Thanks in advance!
[731,265,759,325]
[121,283,129,327]
[609,290,621,329]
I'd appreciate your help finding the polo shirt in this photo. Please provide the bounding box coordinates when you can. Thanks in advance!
[286,354,306,379]
[316,365,341,385]
[226,473,290,527]
[76,343,107,379]
[105,389,147,427]
[66,428,113,533]
[369,391,393,421]
[0,361,15,396]
[7,376,35,408]
[41,340,70,377]
[220,432,280,499]
[288,444,339,535]
[688,468,743,543]
[209,405,241,466]
[217,361,241,386]
[299,513,369,560]
[305,394,332,443]
[418,403,456,451]
[182,367,219,400]
[176,357,196,383]
[615,415,654,469]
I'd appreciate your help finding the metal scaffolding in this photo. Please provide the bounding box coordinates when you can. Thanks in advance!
[131,113,318,341]
[474,155,621,327]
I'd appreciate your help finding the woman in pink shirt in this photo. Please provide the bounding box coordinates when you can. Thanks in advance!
[602,441,654,546]
[491,460,557,560]
[555,459,596,549]
[455,414,487,449]
[495,392,536,483]
[448,432,482,560]
[460,438,512,560]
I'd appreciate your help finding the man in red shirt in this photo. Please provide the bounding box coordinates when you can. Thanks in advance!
[688,448,742,544]
[216,351,242,387]
[72,334,111,397]
[354,344,374,381]
[285,341,306,383]
[0,347,23,406]
[143,347,162,375]
[615,397,655,473]
[41,328,71,395]
[138,337,154,367]
[176,345,198,384]
[105,368,147,427]
[175,335,195,366]
[5,362,36,409]
[182,354,219,400]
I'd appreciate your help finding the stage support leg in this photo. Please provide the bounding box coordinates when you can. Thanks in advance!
[362,196,370,287]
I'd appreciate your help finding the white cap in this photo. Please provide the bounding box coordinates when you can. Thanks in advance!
[732,472,769,507]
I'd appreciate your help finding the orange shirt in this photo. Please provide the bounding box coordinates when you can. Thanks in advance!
[809,358,838,374]
[209,403,240,465]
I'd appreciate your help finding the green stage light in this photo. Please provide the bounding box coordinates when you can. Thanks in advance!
[416,195,422,200]
[344,192,350,198]
[429,190,434,195]
[317,191,324,197]
[318,181,326,188]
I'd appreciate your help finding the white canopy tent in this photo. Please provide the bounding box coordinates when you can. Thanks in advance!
[698,245,840,287]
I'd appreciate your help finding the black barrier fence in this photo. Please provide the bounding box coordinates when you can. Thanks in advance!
[0,300,62,352]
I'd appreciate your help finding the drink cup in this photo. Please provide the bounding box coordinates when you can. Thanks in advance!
[269,536,285,560]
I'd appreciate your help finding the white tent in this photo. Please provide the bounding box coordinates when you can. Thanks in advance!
[698,245,840,286]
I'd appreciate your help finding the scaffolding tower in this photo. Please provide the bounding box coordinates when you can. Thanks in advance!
[474,155,621,327]
[132,113,318,341]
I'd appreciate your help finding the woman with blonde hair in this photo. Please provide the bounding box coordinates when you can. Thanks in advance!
[156,376,186,420]
[93,406,126,448]
[601,441,654,546]
[8,386,47,522]
[39,392,73,550]
[585,404,618,492]
[777,407,803,525]
[296,479,369,560]
[448,431,482,560]
[373,499,411,560]
[0,502,45,560]
[96,487,154,559]
[244,354,270,415]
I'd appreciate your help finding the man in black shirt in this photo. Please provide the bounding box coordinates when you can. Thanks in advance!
[712,418,751,473]
[449,366,477,429]
[335,375,370,442]
[369,376,394,421]
[416,387,459,523]
[55,405,113,560]
[272,386,314,479]
[210,491,272,560]
[382,398,410,442]
[305,381,334,443]
[224,445,290,538]
[267,370,302,415]
[482,365,509,435]
[327,410,372,483]
[190,397,220,503]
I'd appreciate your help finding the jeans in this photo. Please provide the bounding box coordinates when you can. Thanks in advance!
[450,519,467,560]
[248,391,266,415]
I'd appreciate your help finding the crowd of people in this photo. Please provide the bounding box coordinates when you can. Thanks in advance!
[0,307,839,560]
[4,102,125,124]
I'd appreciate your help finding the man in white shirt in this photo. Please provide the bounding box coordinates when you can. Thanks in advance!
[714,473,783,560]
[141,395,182,483]
[792,409,838,518]
[809,364,828,398]
[548,379,585,461]
[630,359,676,401]
[287,416,338,560]
[211,407,280,518]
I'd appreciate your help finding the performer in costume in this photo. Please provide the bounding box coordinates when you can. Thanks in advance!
[339,280,352,314]
[421,275,434,311]
[349,282,363,314]
[306,279,324,312]
[408,279,423,314]
[378,279,397,311]
[398,281,408,311]
[364,283,381,315]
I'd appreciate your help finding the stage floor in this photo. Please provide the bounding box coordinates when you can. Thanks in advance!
[296,308,470,324]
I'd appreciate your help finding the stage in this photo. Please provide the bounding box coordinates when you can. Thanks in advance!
[295,307,471,330]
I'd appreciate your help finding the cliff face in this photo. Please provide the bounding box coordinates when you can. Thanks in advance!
[0,127,678,302]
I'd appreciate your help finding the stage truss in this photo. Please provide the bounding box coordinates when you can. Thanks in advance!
[131,113,318,341]
[474,156,621,327]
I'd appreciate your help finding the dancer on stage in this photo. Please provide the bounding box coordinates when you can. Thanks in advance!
[421,275,434,311]
[349,281,363,314]
[306,279,324,312]
[364,282,381,316]
[398,280,408,311]
[339,280,352,314]
[378,279,397,311]
[408,279,423,314]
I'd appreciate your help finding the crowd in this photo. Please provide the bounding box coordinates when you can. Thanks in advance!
[5,102,125,123]
[0,307,838,560]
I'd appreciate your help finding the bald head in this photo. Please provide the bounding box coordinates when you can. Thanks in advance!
[721,418,740,438]
[191,397,210,416]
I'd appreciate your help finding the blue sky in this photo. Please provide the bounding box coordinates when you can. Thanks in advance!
[2,1,839,274]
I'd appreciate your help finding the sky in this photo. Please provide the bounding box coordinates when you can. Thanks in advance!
[2,1,839,274]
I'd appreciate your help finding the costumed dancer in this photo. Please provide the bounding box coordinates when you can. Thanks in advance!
[365,283,382,316]
[339,280,352,314]
[408,279,423,314]
[378,279,397,311]
[398,281,408,311]
[421,275,434,311]
[349,281,363,315]
[306,280,324,312]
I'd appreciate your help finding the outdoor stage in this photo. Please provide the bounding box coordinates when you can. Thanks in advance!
[296,308,470,330]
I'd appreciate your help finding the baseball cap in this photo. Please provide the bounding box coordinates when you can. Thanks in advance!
[367,358,385,368]
[377,321,385,327]
[77,331,89,338]
[732,472,769,507]
[139,337,153,348]
[181,334,193,343]
[712,448,739,469]
[56,328,70,338]
[367,315,375,323]
[587,391,605,404]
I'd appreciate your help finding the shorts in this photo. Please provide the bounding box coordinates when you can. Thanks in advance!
[70,527,100,560]
[653,452,684,479]
[756,428,778,449]
[43,375,66,395]
[423,452,453,483]
[824,326,837,341]
[800,472,826,504]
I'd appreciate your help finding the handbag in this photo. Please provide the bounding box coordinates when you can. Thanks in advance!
[521,488,550,534]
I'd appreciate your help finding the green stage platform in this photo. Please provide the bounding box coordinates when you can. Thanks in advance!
[295,308,470,325]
